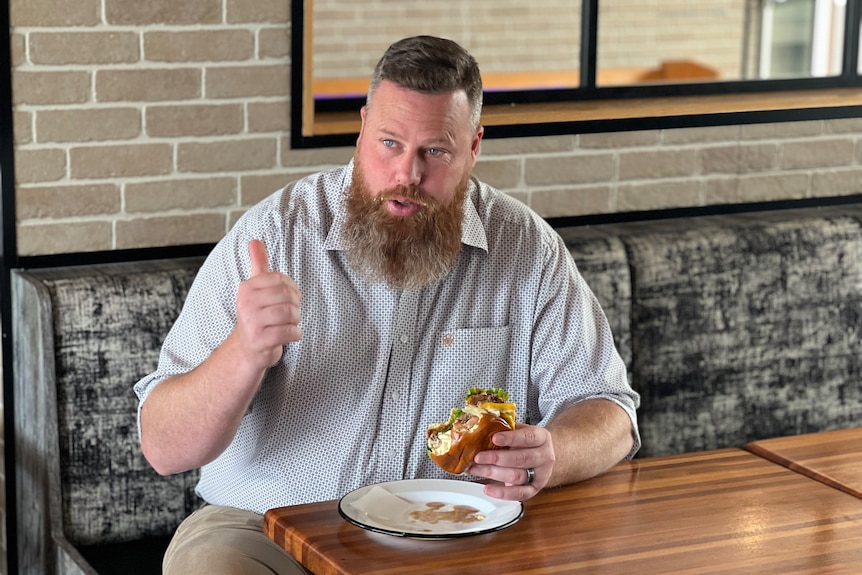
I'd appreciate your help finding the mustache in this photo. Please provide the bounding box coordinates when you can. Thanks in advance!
[374,185,432,208]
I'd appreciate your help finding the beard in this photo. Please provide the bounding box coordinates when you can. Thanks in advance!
[342,158,470,291]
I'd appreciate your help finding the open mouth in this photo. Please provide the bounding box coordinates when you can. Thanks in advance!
[386,197,424,216]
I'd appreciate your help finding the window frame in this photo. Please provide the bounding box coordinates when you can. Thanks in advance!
[291,0,862,149]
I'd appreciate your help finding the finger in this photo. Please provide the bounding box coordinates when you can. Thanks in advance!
[482,481,540,502]
[472,446,532,469]
[248,239,270,277]
[492,426,543,448]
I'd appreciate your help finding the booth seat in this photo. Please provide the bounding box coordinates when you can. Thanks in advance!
[12,205,862,574]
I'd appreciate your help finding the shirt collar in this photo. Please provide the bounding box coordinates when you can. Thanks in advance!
[324,163,488,253]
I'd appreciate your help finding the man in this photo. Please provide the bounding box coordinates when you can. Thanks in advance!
[135,35,640,574]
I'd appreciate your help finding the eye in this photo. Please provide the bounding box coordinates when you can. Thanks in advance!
[426,147,445,157]
[382,139,397,148]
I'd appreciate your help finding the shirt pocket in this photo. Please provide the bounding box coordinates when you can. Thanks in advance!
[431,325,512,389]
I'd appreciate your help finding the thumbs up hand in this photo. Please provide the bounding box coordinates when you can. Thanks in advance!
[248,238,271,278]
[235,239,303,370]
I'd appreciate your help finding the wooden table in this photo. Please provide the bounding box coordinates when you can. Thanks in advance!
[264,449,862,574]
[745,427,862,499]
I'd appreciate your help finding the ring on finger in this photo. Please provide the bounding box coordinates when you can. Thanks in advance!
[524,467,536,485]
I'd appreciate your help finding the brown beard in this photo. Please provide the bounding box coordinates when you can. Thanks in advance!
[342,158,469,290]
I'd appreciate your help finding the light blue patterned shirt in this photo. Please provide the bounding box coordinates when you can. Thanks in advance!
[134,161,640,514]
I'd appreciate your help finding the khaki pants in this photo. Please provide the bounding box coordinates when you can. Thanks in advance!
[163,505,311,575]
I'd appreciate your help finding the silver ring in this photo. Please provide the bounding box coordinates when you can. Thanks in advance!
[525,467,536,485]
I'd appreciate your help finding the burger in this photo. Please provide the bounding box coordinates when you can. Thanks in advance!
[426,387,516,475]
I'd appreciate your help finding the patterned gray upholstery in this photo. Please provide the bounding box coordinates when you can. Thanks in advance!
[11,206,862,573]
[559,206,862,458]
[623,210,862,457]
[13,258,205,574]
[48,267,203,545]
[562,231,632,376]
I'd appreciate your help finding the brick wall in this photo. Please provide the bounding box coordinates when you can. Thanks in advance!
[10,0,304,255]
[476,120,862,217]
[11,0,862,257]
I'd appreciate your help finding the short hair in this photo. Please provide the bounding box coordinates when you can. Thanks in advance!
[368,36,483,129]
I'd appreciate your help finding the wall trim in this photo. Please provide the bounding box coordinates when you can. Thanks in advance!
[1,0,19,570]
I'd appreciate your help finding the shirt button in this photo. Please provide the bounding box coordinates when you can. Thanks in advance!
[400,333,410,343]
[391,391,401,401]
[389,449,398,458]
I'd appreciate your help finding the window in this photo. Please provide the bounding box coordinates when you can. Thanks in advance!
[292,0,862,148]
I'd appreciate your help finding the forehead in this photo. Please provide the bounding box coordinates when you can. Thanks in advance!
[364,81,474,144]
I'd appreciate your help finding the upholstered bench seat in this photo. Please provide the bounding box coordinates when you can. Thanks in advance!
[11,205,862,573]
[13,258,205,575]
[562,206,862,457]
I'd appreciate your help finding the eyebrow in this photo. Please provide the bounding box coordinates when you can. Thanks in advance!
[377,127,455,148]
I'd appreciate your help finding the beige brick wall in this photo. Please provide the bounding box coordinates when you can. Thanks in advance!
[475,120,862,217]
[10,0,305,255]
[8,0,862,260]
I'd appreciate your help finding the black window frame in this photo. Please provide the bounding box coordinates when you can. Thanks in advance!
[291,0,862,149]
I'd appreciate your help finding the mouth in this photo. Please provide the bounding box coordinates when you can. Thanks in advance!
[386,198,422,216]
[382,194,428,217]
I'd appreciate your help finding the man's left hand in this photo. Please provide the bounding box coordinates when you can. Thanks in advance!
[468,424,555,501]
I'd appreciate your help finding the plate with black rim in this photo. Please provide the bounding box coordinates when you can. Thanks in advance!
[338,478,524,539]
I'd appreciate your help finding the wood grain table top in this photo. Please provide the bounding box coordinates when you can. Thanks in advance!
[745,427,862,499]
[264,448,862,574]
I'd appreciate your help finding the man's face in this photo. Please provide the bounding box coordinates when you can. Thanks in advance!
[355,80,482,209]
[343,80,484,290]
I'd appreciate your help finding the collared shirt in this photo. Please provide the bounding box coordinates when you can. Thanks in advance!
[134,161,640,514]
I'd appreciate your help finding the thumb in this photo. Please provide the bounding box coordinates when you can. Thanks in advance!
[248,239,270,277]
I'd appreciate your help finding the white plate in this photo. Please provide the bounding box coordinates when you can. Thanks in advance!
[338,478,524,539]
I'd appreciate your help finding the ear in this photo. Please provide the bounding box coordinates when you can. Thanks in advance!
[356,105,368,146]
[470,125,484,164]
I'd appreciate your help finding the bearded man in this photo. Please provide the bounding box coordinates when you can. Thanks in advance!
[135,35,640,575]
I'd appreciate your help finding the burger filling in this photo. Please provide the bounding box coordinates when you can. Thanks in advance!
[426,388,516,458]
[426,408,482,456]
[466,388,516,428]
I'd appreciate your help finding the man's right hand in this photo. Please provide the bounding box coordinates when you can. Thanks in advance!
[236,239,303,371]
[141,239,303,475]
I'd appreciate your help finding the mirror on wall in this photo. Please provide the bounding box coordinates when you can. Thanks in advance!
[295,0,862,147]
[311,0,583,99]
[311,0,848,98]
[597,0,846,85]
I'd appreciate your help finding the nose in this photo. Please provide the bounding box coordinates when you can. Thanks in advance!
[394,153,422,187]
